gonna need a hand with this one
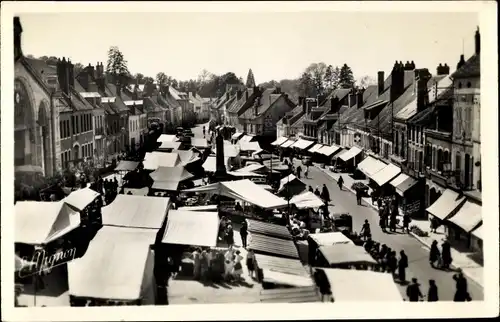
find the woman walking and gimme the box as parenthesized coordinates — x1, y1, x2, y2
(246, 249, 256, 278)
(429, 240, 440, 268)
(232, 251, 244, 281)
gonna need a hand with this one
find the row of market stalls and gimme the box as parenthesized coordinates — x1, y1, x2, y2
(271, 136, 347, 166)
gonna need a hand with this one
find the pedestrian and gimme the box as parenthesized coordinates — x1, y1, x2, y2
(202, 126, 206, 138)
(371, 191, 377, 205)
(314, 186, 321, 196)
(453, 271, 471, 302)
(402, 214, 411, 233)
(308, 185, 314, 193)
(429, 240, 440, 268)
(355, 189, 362, 205)
(240, 221, 248, 248)
(321, 184, 331, 205)
(246, 249, 256, 278)
(360, 220, 371, 241)
(232, 251, 244, 281)
(389, 214, 397, 232)
(430, 216, 440, 233)
(296, 165, 302, 179)
(427, 279, 439, 302)
(192, 248, 201, 280)
(337, 176, 344, 190)
(379, 210, 387, 232)
(387, 251, 398, 276)
(379, 244, 388, 271)
(225, 224, 234, 247)
(200, 249, 209, 281)
(304, 166, 309, 179)
(441, 241, 452, 269)
(398, 250, 408, 283)
(406, 278, 424, 302)
(377, 197, 382, 209)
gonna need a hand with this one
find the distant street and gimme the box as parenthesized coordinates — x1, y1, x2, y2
(298, 165, 484, 301)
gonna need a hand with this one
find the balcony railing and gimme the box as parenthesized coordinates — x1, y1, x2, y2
(424, 129, 452, 142)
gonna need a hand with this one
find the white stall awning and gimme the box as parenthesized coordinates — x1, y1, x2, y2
(339, 146, 362, 162)
(357, 156, 387, 178)
(291, 139, 315, 151)
(280, 140, 296, 148)
(447, 201, 482, 233)
(426, 189, 466, 221)
(162, 210, 220, 247)
(308, 144, 324, 154)
(371, 163, 401, 186)
(318, 145, 341, 156)
(271, 136, 289, 146)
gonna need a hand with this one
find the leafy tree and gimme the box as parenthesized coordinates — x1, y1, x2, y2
(197, 69, 212, 84)
(135, 73, 145, 84)
(324, 65, 340, 91)
(338, 63, 355, 89)
(298, 72, 314, 97)
(73, 63, 84, 76)
(106, 46, 130, 84)
(156, 72, 168, 85)
(357, 75, 376, 89)
(246, 68, 256, 87)
(143, 76, 154, 84)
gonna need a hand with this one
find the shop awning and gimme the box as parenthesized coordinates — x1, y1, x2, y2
(426, 189, 466, 221)
(149, 166, 194, 191)
(115, 161, 140, 172)
(177, 205, 218, 212)
(318, 145, 341, 157)
(191, 138, 208, 149)
(321, 268, 403, 302)
(161, 210, 220, 247)
(158, 140, 181, 150)
(202, 156, 229, 173)
(319, 244, 377, 266)
(271, 137, 289, 146)
(308, 144, 324, 154)
(239, 141, 261, 152)
(309, 232, 354, 246)
(156, 134, 178, 143)
(143, 152, 181, 170)
(231, 132, 244, 140)
(291, 139, 315, 151)
(290, 191, 324, 209)
(280, 140, 296, 148)
(184, 179, 288, 209)
(248, 233, 299, 259)
(247, 219, 293, 240)
(68, 226, 156, 301)
(240, 135, 255, 143)
(64, 187, 100, 211)
(339, 146, 362, 162)
(392, 175, 418, 196)
(447, 201, 482, 233)
(102, 195, 170, 229)
(357, 156, 387, 178)
(15, 201, 81, 245)
(255, 254, 313, 287)
(471, 225, 483, 240)
(259, 286, 321, 303)
(371, 163, 401, 186)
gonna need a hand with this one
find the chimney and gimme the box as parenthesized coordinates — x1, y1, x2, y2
(237, 90, 243, 100)
(356, 90, 364, 108)
(377, 71, 385, 95)
(415, 69, 431, 113)
(348, 93, 357, 107)
(275, 87, 281, 94)
(475, 27, 480, 55)
(390, 61, 405, 102)
(457, 54, 466, 70)
(245, 90, 249, 101)
(67, 59, 74, 88)
(301, 97, 306, 114)
(404, 61, 412, 70)
(57, 57, 69, 95)
(437, 63, 450, 76)
(14, 17, 23, 60)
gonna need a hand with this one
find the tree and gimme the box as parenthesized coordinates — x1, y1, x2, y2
(324, 65, 340, 92)
(305, 62, 328, 97)
(246, 69, 256, 87)
(143, 76, 154, 84)
(338, 63, 355, 89)
(357, 75, 376, 89)
(197, 69, 212, 84)
(73, 63, 84, 76)
(135, 73, 145, 84)
(106, 46, 130, 84)
(156, 72, 168, 85)
(298, 72, 314, 97)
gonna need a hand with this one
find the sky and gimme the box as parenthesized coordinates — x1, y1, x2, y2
(19, 11, 479, 83)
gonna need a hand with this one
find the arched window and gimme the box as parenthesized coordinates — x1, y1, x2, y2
(14, 79, 36, 167)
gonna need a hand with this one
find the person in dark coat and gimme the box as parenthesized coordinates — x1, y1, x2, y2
(453, 271, 470, 302)
(239, 221, 248, 248)
(379, 210, 387, 232)
(355, 189, 362, 205)
(429, 240, 440, 268)
(360, 220, 371, 241)
(379, 245, 388, 271)
(406, 278, 423, 302)
(337, 176, 344, 190)
(430, 216, 440, 233)
(225, 225, 234, 247)
(296, 165, 302, 179)
(370, 191, 377, 205)
(321, 184, 331, 204)
(398, 250, 408, 283)
(402, 214, 411, 233)
(377, 197, 383, 209)
(427, 279, 439, 302)
(308, 185, 314, 193)
(314, 186, 321, 196)
(387, 251, 398, 276)
(441, 241, 452, 269)
(389, 214, 397, 232)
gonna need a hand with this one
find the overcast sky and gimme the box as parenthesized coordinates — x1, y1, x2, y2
(19, 11, 478, 83)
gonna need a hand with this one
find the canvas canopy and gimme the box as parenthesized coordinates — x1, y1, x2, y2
(471, 224, 483, 240)
(308, 144, 324, 154)
(64, 187, 100, 211)
(102, 195, 170, 229)
(15, 201, 81, 245)
(321, 268, 403, 302)
(240, 135, 255, 143)
(280, 140, 296, 148)
(157, 134, 178, 143)
(426, 188, 466, 221)
(357, 156, 386, 178)
(371, 163, 401, 186)
(318, 145, 341, 157)
(211, 144, 240, 157)
(68, 226, 156, 301)
(271, 136, 289, 146)
(150, 166, 194, 191)
(191, 138, 208, 148)
(231, 132, 244, 140)
(309, 232, 354, 246)
(227, 171, 265, 177)
(203, 155, 229, 173)
(143, 152, 181, 170)
(239, 141, 261, 152)
(291, 139, 315, 151)
(184, 179, 288, 209)
(278, 174, 305, 193)
(319, 244, 377, 266)
(447, 201, 482, 233)
(176, 149, 201, 166)
(177, 205, 218, 212)
(115, 161, 140, 172)
(236, 163, 267, 174)
(158, 140, 181, 150)
(339, 146, 362, 162)
(162, 210, 220, 247)
(289, 191, 324, 209)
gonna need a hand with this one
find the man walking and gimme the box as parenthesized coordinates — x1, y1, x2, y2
(406, 278, 424, 302)
(240, 221, 248, 249)
(398, 250, 408, 283)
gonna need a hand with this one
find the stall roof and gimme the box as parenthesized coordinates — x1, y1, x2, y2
(319, 244, 377, 265)
(308, 144, 324, 154)
(447, 201, 482, 233)
(123, 187, 149, 196)
(471, 224, 483, 240)
(202, 155, 229, 173)
(309, 232, 354, 246)
(371, 163, 401, 186)
(68, 226, 155, 301)
(102, 195, 170, 229)
(176, 149, 201, 166)
(158, 140, 181, 150)
(339, 146, 362, 162)
(236, 163, 266, 174)
(177, 205, 218, 212)
(248, 233, 299, 259)
(227, 170, 265, 177)
(357, 156, 387, 178)
(271, 136, 289, 146)
(191, 138, 208, 148)
(255, 253, 310, 277)
(394, 175, 418, 196)
(231, 132, 244, 140)
(280, 139, 296, 148)
(185, 179, 288, 209)
(321, 268, 402, 302)
(150, 166, 194, 185)
(247, 219, 292, 240)
(263, 159, 289, 171)
(291, 139, 315, 151)
(15, 201, 81, 245)
(290, 191, 324, 209)
(278, 174, 305, 193)
(64, 187, 100, 211)
(115, 160, 140, 172)
(260, 286, 321, 303)
(426, 188, 466, 221)
(162, 210, 220, 247)
(239, 141, 261, 152)
(318, 145, 341, 156)
(261, 270, 314, 287)
(156, 134, 178, 143)
(211, 144, 240, 158)
(143, 152, 181, 170)
(240, 135, 255, 143)
(389, 173, 409, 188)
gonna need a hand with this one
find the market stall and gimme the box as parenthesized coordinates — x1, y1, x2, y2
(162, 210, 220, 248)
(149, 166, 194, 192)
(254, 253, 313, 288)
(278, 174, 306, 199)
(143, 152, 182, 171)
(316, 243, 377, 269)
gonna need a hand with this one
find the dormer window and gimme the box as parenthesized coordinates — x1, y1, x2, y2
(467, 82, 472, 88)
